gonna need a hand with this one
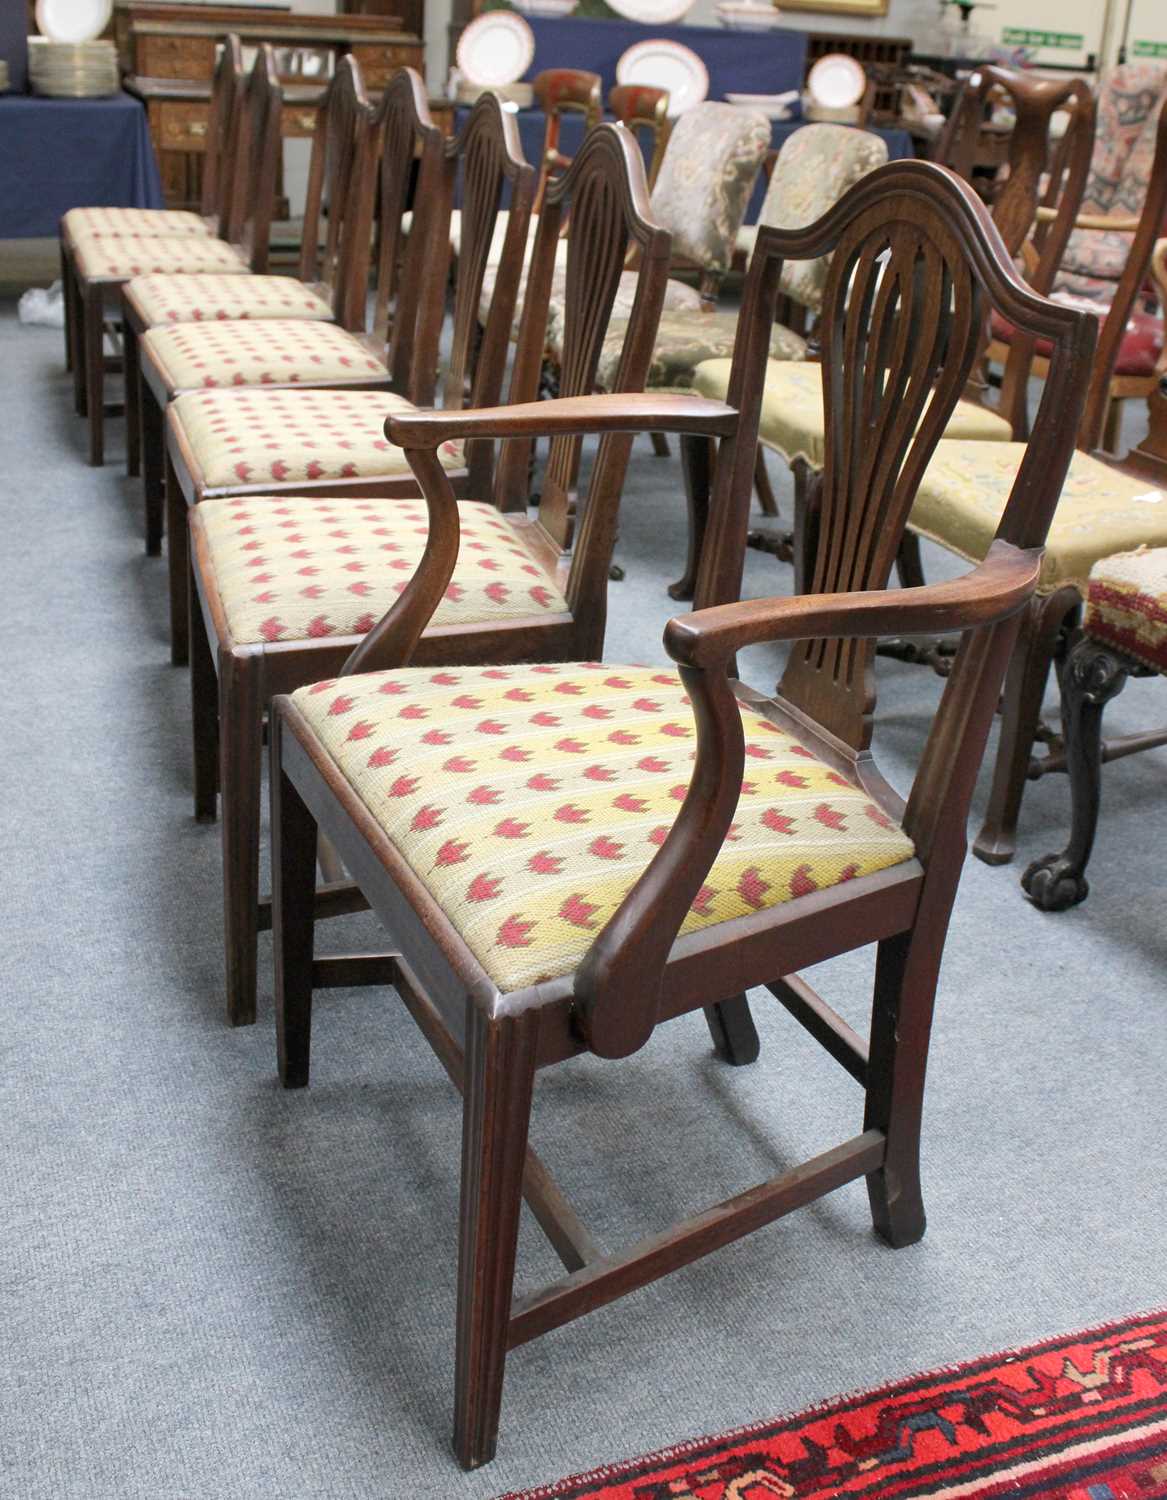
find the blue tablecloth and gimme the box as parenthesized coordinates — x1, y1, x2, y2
(521, 15, 806, 99)
(0, 93, 163, 238)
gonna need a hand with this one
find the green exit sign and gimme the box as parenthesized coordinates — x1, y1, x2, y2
(1132, 39, 1167, 58)
(1001, 27, 1085, 50)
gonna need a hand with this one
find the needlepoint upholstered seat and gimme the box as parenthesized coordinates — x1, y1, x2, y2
(71, 233, 250, 281)
(62, 207, 214, 239)
(169, 388, 464, 488)
(141, 319, 389, 393)
(290, 662, 916, 993)
(1085, 544, 1167, 667)
(198, 496, 569, 643)
(595, 313, 807, 394)
(126, 273, 334, 326)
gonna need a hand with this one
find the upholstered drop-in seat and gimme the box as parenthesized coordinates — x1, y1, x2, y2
(143, 318, 387, 394)
(479, 263, 701, 349)
(595, 311, 806, 393)
(693, 360, 1015, 469)
(990, 295, 1164, 379)
(127, 273, 333, 327)
(63, 207, 213, 239)
(199, 495, 570, 644)
(73, 233, 249, 280)
(1084, 546, 1167, 672)
(290, 662, 915, 993)
(910, 441, 1167, 594)
(170, 388, 464, 489)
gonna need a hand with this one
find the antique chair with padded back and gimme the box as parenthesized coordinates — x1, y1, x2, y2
(65, 40, 282, 469)
(122, 57, 378, 511)
(264, 160, 1092, 1467)
(188, 118, 665, 1026)
(986, 61, 1167, 452)
(896, 90, 1167, 867)
(162, 71, 521, 669)
(59, 33, 244, 379)
(686, 68, 1097, 602)
(1022, 378, 1167, 910)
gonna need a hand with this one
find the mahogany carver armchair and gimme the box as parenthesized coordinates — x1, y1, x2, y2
(122, 56, 378, 515)
(189, 120, 665, 1026)
(266, 160, 1093, 1467)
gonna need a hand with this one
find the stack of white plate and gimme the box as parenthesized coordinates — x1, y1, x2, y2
(726, 89, 798, 120)
(715, 1, 784, 30)
(28, 38, 119, 98)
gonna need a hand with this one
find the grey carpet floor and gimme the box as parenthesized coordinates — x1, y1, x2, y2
(3, 303, 1166, 1500)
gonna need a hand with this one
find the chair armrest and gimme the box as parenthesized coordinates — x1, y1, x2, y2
(1035, 205, 1141, 233)
(665, 540, 1041, 670)
(386, 392, 738, 449)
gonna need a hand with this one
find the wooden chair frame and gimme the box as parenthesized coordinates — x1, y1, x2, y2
(123, 55, 377, 514)
(163, 67, 456, 668)
(267, 161, 1093, 1468)
(531, 68, 603, 213)
(62, 36, 257, 469)
(189, 119, 667, 1027)
(608, 83, 671, 194)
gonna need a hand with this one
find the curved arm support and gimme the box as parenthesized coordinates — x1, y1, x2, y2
(386, 393, 738, 449)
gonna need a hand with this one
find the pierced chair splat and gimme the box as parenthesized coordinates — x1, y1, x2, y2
(266, 159, 1093, 1468)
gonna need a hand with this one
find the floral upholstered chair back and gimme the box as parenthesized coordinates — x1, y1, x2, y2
(649, 101, 770, 291)
(1058, 61, 1167, 303)
(755, 123, 888, 314)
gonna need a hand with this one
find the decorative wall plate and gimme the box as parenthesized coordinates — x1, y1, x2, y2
(806, 51, 867, 110)
(615, 38, 708, 117)
(607, 0, 696, 23)
(456, 11, 535, 89)
(35, 0, 112, 45)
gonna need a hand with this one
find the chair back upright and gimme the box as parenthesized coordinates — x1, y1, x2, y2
(532, 68, 603, 212)
(939, 65, 1096, 291)
(200, 34, 245, 226)
(608, 83, 670, 193)
(708, 163, 1096, 757)
(223, 44, 285, 272)
(497, 122, 672, 624)
(369, 69, 452, 406)
(441, 92, 536, 490)
(647, 101, 771, 305)
(298, 56, 378, 329)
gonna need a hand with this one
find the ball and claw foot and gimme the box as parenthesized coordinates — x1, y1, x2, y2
(1021, 853, 1089, 911)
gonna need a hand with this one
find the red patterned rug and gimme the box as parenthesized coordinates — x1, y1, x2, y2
(497, 1309, 1167, 1499)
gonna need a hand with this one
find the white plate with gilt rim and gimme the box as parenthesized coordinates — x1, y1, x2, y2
(616, 38, 708, 117)
(35, 0, 112, 44)
(607, 0, 695, 23)
(456, 12, 535, 89)
(806, 51, 867, 110)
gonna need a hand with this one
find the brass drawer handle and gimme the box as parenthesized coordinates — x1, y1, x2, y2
(189, 120, 207, 137)
(296, 112, 317, 131)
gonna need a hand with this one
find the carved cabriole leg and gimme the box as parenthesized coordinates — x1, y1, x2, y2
(124, 322, 142, 480)
(1021, 637, 1130, 911)
(454, 1003, 539, 1470)
(166, 456, 191, 666)
(142, 387, 165, 556)
(220, 649, 264, 1026)
(84, 288, 105, 467)
(670, 432, 715, 602)
(190, 589, 219, 824)
(753, 445, 780, 518)
(864, 928, 938, 1248)
(271, 720, 317, 1086)
(973, 585, 1080, 866)
(704, 993, 761, 1066)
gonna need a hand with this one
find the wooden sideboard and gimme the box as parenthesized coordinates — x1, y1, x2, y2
(115, 4, 424, 209)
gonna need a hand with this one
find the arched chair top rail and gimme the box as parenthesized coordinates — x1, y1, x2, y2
(541, 117, 665, 256)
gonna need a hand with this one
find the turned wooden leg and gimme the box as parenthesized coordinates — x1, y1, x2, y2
(271, 716, 318, 1086)
(124, 322, 142, 480)
(704, 993, 761, 1066)
(83, 289, 105, 466)
(650, 431, 670, 458)
(166, 456, 191, 667)
(670, 432, 715, 602)
(1021, 636, 1129, 911)
(454, 1003, 538, 1470)
(974, 586, 1080, 866)
(219, 650, 264, 1026)
(864, 929, 941, 1249)
(142, 386, 165, 557)
(753, 445, 780, 518)
(190, 584, 220, 824)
